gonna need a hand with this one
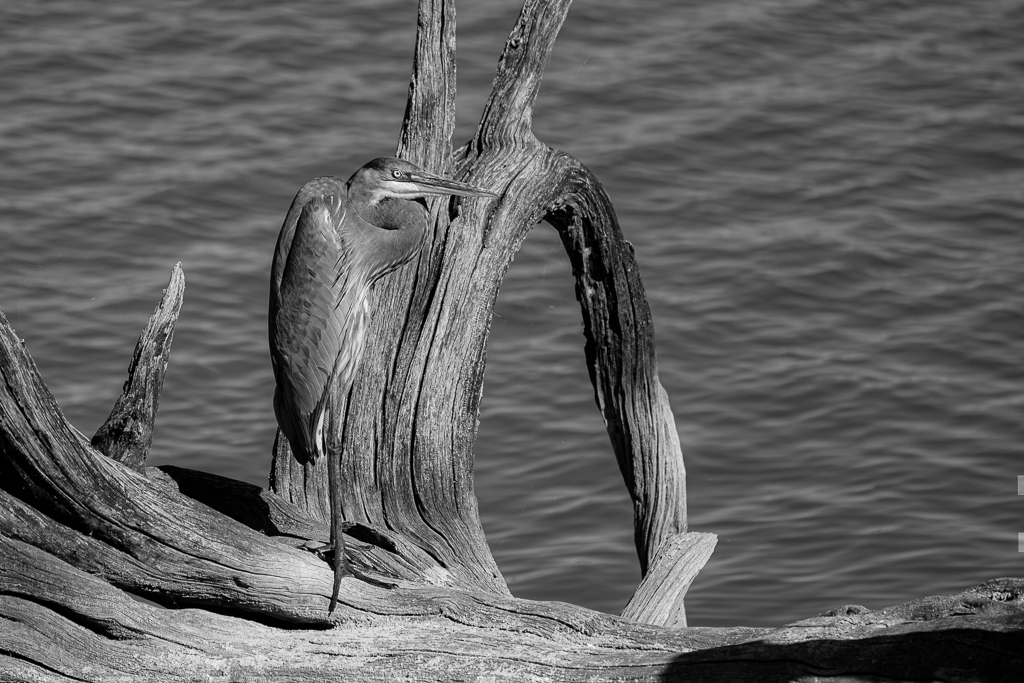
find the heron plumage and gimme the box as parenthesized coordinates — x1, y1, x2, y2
(271, 184, 370, 463)
(268, 157, 495, 612)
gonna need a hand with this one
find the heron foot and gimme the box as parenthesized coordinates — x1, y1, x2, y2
(342, 564, 399, 591)
(300, 539, 331, 556)
(299, 540, 399, 591)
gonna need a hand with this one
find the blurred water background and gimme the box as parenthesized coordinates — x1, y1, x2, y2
(1, 0, 1022, 627)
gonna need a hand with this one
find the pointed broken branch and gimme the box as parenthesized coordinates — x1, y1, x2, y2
(90, 263, 184, 468)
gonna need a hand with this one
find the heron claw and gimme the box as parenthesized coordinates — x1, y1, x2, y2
(300, 540, 399, 591)
(300, 539, 331, 556)
(345, 568, 399, 590)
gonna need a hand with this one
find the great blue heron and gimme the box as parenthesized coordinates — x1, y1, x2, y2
(269, 157, 494, 612)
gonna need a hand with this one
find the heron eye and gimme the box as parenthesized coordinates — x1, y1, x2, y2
(392, 170, 403, 179)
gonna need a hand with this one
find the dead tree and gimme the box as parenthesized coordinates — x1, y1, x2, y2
(1, 1, 1020, 680)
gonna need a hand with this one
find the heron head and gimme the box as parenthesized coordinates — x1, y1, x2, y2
(348, 157, 496, 204)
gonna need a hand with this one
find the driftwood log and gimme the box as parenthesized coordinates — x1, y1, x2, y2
(1, 1, 1021, 681)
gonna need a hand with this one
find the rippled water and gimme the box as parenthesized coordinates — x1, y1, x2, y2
(1, 0, 1021, 627)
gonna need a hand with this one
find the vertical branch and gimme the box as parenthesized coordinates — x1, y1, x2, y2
(396, 0, 458, 172)
(469, 0, 573, 156)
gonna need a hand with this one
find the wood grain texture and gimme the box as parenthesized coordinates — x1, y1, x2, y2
(1, 524, 1021, 681)
(622, 532, 718, 628)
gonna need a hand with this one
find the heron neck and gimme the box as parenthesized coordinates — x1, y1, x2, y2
(356, 197, 429, 282)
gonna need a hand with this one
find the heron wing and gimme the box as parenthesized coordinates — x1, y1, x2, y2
(269, 181, 370, 461)
(270, 176, 347, 309)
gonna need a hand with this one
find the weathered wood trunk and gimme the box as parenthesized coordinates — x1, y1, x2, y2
(267, 0, 688, 594)
(1, 1, 1021, 681)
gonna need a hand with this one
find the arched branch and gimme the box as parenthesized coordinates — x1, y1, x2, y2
(541, 155, 688, 573)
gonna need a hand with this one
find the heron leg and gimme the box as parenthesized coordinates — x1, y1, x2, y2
(316, 383, 398, 612)
(327, 438, 348, 613)
(323, 445, 397, 612)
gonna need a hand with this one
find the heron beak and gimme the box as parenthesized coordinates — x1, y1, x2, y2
(408, 171, 497, 198)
